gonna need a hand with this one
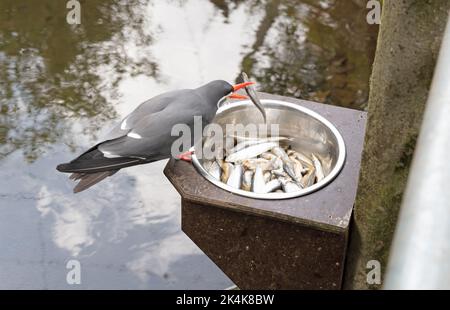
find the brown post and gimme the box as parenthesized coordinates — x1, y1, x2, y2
(165, 93, 367, 289)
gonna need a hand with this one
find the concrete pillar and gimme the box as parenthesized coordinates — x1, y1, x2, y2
(344, 0, 450, 289)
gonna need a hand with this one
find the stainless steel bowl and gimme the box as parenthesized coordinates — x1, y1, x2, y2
(191, 99, 346, 199)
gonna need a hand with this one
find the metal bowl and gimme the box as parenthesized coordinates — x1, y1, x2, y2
(191, 99, 346, 200)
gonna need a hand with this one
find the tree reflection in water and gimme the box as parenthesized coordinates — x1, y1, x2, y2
(235, 0, 377, 109)
(0, 0, 158, 162)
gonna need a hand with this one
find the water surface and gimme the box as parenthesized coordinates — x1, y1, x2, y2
(0, 0, 377, 289)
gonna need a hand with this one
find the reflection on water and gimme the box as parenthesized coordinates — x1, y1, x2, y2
(0, 0, 376, 288)
(240, 0, 377, 108)
(0, 0, 158, 161)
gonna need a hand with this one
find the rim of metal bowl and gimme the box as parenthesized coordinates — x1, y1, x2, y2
(190, 99, 346, 200)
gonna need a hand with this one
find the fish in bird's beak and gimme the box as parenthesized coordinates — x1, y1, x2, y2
(228, 77, 267, 122)
(227, 72, 267, 123)
(228, 81, 254, 99)
(241, 72, 267, 123)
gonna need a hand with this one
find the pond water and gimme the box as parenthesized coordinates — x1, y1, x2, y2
(0, 0, 377, 289)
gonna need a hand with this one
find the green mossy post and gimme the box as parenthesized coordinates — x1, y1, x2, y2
(344, 1, 450, 289)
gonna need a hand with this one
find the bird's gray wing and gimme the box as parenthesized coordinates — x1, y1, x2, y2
(103, 89, 192, 141)
(98, 101, 204, 159)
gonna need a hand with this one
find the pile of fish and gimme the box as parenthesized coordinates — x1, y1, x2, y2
(202, 136, 325, 194)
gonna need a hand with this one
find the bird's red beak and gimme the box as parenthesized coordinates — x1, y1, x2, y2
(228, 81, 255, 100)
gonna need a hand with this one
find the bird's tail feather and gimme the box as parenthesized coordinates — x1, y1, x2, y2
(57, 148, 147, 173)
(72, 170, 118, 193)
(57, 144, 149, 193)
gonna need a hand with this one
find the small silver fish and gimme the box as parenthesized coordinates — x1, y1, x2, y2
(271, 147, 302, 183)
(252, 166, 266, 193)
(300, 167, 316, 188)
(272, 157, 283, 170)
(283, 162, 301, 184)
(221, 162, 234, 183)
(279, 177, 302, 193)
(311, 154, 325, 182)
(263, 179, 282, 193)
(289, 156, 304, 179)
(229, 136, 289, 154)
(241, 72, 266, 123)
(229, 140, 261, 154)
(263, 171, 272, 183)
(242, 158, 270, 170)
(261, 152, 277, 160)
(227, 133, 293, 144)
(271, 146, 293, 164)
(272, 168, 288, 178)
(227, 164, 243, 189)
(208, 161, 221, 180)
(227, 134, 258, 143)
(243, 157, 281, 172)
(225, 142, 278, 162)
(293, 151, 314, 167)
(242, 170, 254, 191)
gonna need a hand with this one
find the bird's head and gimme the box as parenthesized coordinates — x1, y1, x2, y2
(195, 80, 254, 105)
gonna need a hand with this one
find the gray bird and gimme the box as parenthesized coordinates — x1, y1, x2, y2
(56, 80, 254, 193)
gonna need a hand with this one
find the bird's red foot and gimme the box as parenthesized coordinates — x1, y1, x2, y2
(176, 150, 193, 162)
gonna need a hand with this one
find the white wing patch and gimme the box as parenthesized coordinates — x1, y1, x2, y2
(120, 117, 128, 130)
(101, 150, 122, 158)
(127, 132, 142, 139)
